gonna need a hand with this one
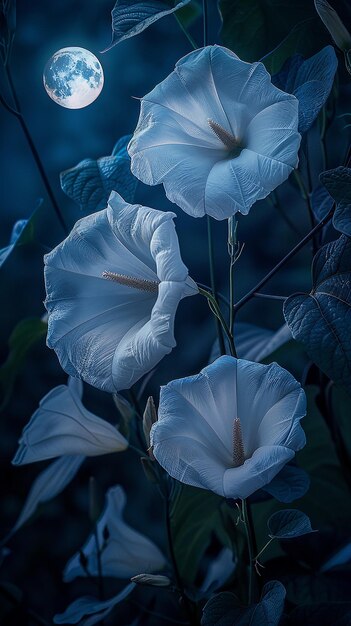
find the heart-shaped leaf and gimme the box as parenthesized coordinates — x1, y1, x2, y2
(273, 46, 338, 133)
(268, 509, 315, 539)
(320, 167, 351, 236)
(284, 235, 351, 394)
(201, 581, 286, 626)
(60, 135, 137, 213)
(263, 464, 310, 503)
(104, 0, 191, 51)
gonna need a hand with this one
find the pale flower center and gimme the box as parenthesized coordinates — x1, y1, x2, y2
(208, 119, 243, 157)
(232, 417, 245, 468)
(102, 271, 160, 293)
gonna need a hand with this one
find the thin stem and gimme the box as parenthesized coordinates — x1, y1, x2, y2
(164, 487, 197, 625)
(173, 13, 198, 50)
(1, 64, 68, 235)
(206, 216, 226, 355)
(234, 206, 335, 314)
(241, 499, 255, 605)
(228, 216, 237, 336)
(198, 286, 235, 356)
(294, 170, 317, 255)
(202, 0, 208, 46)
(254, 537, 275, 562)
(253, 292, 287, 302)
(197, 282, 230, 309)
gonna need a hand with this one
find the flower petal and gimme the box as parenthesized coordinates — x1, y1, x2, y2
(246, 100, 300, 165)
(45, 194, 195, 391)
(236, 360, 306, 454)
(152, 357, 306, 500)
(64, 485, 166, 581)
(12, 382, 127, 464)
(129, 46, 300, 219)
(223, 446, 295, 499)
(12, 455, 84, 534)
(53, 583, 135, 625)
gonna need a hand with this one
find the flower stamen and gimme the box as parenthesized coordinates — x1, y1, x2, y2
(208, 119, 242, 155)
(232, 417, 245, 468)
(102, 271, 159, 293)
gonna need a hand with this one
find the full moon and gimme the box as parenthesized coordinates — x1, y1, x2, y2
(43, 47, 104, 109)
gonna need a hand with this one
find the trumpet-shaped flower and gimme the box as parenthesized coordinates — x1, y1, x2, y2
(44, 191, 197, 392)
(151, 356, 306, 500)
(128, 46, 301, 219)
(64, 485, 166, 581)
(12, 377, 127, 465)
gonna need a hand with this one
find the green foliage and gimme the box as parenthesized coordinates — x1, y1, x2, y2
(267, 509, 315, 539)
(60, 136, 137, 214)
(252, 387, 351, 561)
(169, 482, 236, 586)
(0, 317, 47, 409)
(218, 0, 327, 71)
(284, 235, 351, 395)
(273, 46, 338, 133)
(0, 0, 16, 64)
(320, 167, 351, 236)
(104, 0, 191, 50)
(201, 581, 286, 626)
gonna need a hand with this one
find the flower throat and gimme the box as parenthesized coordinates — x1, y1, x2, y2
(208, 119, 243, 157)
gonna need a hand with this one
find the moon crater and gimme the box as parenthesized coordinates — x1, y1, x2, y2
(43, 47, 104, 109)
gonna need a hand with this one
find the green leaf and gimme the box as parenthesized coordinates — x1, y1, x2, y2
(104, 0, 191, 51)
(169, 483, 235, 585)
(320, 167, 351, 237)
(262, 17, 329, 74)
(273, 46, 338, 133)
(0, 0, 16, 65)
(60, 136, 137, 213)
(252, 387, 351, 562)
(284, 235, 351, 395)
(0, 317, 47, 409)
(218, 0, 327, 68)
(267, 509, 315, 539)
(175, 0, 201, 28)
(201, 581, 286, 626)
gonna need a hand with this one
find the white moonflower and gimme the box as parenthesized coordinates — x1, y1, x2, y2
(151, 356, 306, 500)
(64, 485, 166, 581)
(44, 191, 197, 392)
(128, 45, 301, 219)
(12, 377, 127, 464)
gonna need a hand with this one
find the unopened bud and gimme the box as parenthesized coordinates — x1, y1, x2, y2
(314, 0, 351, 51)
(131, 573, 171, 587)
(143, 396, 158, 450)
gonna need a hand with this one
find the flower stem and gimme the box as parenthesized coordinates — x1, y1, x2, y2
(233, 205, 335, 314)
(254, 537, 274, 562)
(173, 13, 198, 50)
(202, 0, 208, 46)
(164, 485, 198, 625)
(198, 286, 235, 356)
(241, 499, 256, 605)
(228, 215, 237, 337)
(206, 216, 226, 355)
(1, 64, 68, 235)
